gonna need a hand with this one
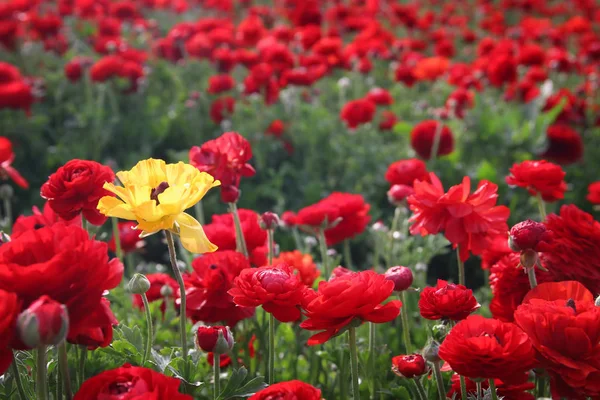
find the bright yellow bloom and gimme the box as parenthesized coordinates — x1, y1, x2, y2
(97, 158, 220, 253)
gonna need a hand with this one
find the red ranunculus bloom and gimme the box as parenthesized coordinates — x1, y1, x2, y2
(184, 250, 254, 326)
(133, 273, 178, 317)
(481, 233, 512, 270)
(408, 173, 448, 237)
(273, 250, 320, 287)
(195, 325, 234, 353)
(366, 88, 393, 106)
(418, 279, 480, 321)
(340, 98, 376, 129)
(489, 253, 553, 322)
(12, 202, 81, 238)
(209, 96, 235, 124)
(588, 181, 600, 205)
(388, 184, 415, 206)
(378, 110, 397, 131)
(0, 136, 28, 189)
(486, 55, 517, 87)
(189, 132, 255, 204)
(249, 380, 322, 400)
(0, 224, 122, 349)
(514, 281, 600, 399)
(203, 209, 267, 266)
(40, 159, 115, 225)
(300, 270, 401, 345)
(508, 220, 553, 252)
(17, 296, 68, 348)
(108, 221, 143, 254)
(391, 354, 427, 378)
(207, 74, 235, 94)
(68, 298, 118, 350)
(541, 205, 600, 294)
(447, 373, 534, 400)
(229, 263, 305, 322)
(410, 120, 454, 159)
(506, 160, 567, 202)
(73, 364, 192, 400)
(438, 315, 536, 383)
(0, 289, 19, 375)
(385, 158, 429, 187)
(541, 123, 584, 165)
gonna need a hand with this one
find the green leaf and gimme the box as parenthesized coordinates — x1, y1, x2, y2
(393, 121, 413, 136)
(118, 325, 144, 353)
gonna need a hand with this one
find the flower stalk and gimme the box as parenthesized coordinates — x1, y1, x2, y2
(489, 379, 499, 400)
(111, 217, 123, 261)
(432, 361, 445, 400)
(413, 378, 427, 400)
(229, 202, 249, 258)
(58, 342, 73, 400)
(368, 322, 376, 399)
(456, 246, 466, 287)
(388, 207, 402, 264)
(36, 347, 48, 400)
(213, 352, 221, 399)
(527, 267, 538, 289)
(267, 229, 275, 265)
(536, 193, 547, 220)
(349, 327, 360, 400)
(459, 375, 468, 400)
(317, 229, 330, 278)
(141, 293, 153, 366)
(268, 313, 275, 384)
(399, 292, 412, 352)
(343, 239, 353, 269)
(11, 353, 27, 400)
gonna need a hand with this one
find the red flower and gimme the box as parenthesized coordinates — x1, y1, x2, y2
(89, 55, 143, 92)
(295, 203, 339, 228)
(385, 158, 429, 187)
(438, 315, 536, 383)
(588, 181, 600, 205)
(300, 270, 401, 345)
(229, 264, 305, 322)
(447, 373, 534, 400)
(40, 159, 115, 225)
(0, 224, 122, 349)
(506, 160, 566, 202)
(387, 185, 415, 206)
(184, 251, 254, 326)
(67, 297, 117, 350)
(108, 221, 143, 254)
(13, 202, 81, 238)
(391, 354, 427, 378)
(487, 55, 517, 87)
(133, 273, 178, 317)
(413, 57, 450, 81)
(73, 364, 192, 400)
(384, 266, 413, 292)
(366, 88, 393, 106)
(189, 132, 255, 204)
(273, 250, 320, 287)
(418, 279, 480, 321)
(408, 173, 448, 236)
(481, 233, 512, 270)
(203, 209, 267, 266)
(541, 124, 583, 165)
(378, 110, 397, 131)
(321, 193, 371, 246)
(514, 281, 600, 398)
(64, 57, 90, 82)
(489, 253, 553, 322)
(249, 380, 322, 400)
(209, 96, 235, 124)
(508, 220, 552, 252)
(207, 74, 235, 94)
(266, 120, 285, 138)
(195, 325, 234, 353)
(410, 120, 454, 159)
(0, 137, 28, 188)
(17, 295, 68, 348)
(340, 98, 376, 129)
(0, 79, 34, 115)
(541, 205, 600, 294)
(0, 290, 19, 375)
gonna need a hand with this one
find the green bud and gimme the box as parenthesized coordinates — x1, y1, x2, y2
(128, 273, 151, 294)
(422, 339, 441, 362)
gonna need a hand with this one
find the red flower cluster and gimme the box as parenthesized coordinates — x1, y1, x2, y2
(249, 380, 321, 400)
(189, 132, 256, 203)
(505, 160, 567, 202)
(89, 55, 145, 93)
(0, 62, 34, 115)
(184, 250, 254, 326)
(418, 280, 480, 321)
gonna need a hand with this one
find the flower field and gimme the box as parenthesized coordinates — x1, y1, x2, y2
(0, 0, 600, 399)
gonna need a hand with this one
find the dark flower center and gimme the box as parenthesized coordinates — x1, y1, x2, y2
(33, 223, 45, 230)
(566, 298, 576, 312)
(209, 264, 218, 270)
(150, 182, 170, 204)
(108, 381, 134, 394)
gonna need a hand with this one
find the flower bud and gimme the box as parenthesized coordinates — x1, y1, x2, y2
(259, 212, 280, 230)
(509, 220, 552, 252)
(384, 266, 414, 292)
(596, 295, 600, 307)
(387, 184, 415, 206)
(160, 284, 174, 297)
(17, 296, 69, 348)
(391, 354, 427, 378)
(195, 325, 234, 354)
(128, 273, 151, 294)
(422, 339, 441, 362)
(431, 324, 450, 342)
(221, 185, 240, 204)
(520, 249, 539, 270)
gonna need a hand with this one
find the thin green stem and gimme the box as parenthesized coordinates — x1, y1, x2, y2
(413, 378, 427, 400)
(292, 227, 304, 253)
(228, 203, 249, 258)
(343, 240, 354, 270)
(527, 267, 538, 289)
(388, 208, 401, 265)
(399, 292, 412, 353)
(459, 375, 468, 400)
(165, 231, 189, 376)
(59, 342, 73, 400)
(57, 348, 62, 400)
(369, 323, 376, 399)
(372, 238, 380, 271)
(11, 353, 28, 400)
(268, 313, 275, 384)
(339, 342, 347, 399)
(489, 379, 498, 400)
(36, 347, 48, 400)
(317, 230, 330, 278)
(125, 253, 135, 277)
(3, 197, 12, 234)
(476, 381, 482, 398)
(267, 229, 275, 265)
(432, 362, 446, 400)
(213, 352, 220, 399)
(141, 293, 153, 366)
(456, 246, 466, 287)
(82, 218, 89, 236)
(348, 328, 360, 400)
(536, 193, 547, 220)
(535, 373, 546, 398)
(194, 201, 205, 225)
(77, 345, 86, 390)
(111, 217, 123, 261)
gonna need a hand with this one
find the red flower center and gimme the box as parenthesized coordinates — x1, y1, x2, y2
(566, 298, 576, 313)
(108, 381, 134, 394)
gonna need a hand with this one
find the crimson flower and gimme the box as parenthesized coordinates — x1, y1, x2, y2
(273, 250, 320, 287)
(0, 290, 19, 375)
(249, 380, 322, 400)
(0, 137, 28, 188)
(12, 202, 81, 238)
(588, 181, 600, 205)
(508, 220, 552, 252)
(300, 270, 401, 345)
(505, 160, 567, 202)
(418, 280, 480, 321)
(384, 158, 429, 187)
(410, 120, 454, 159)
(391, 354, 427, 378)
(340, 98, 376, 129)
(541, 124, 583, 165)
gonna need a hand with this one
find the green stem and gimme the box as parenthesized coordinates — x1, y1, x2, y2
(141, 293, 153, 366)
(267, 229, 275, 265)
(111, 217, 123, 261)
(292, 227, 304, 253)
(432, 362, 445, 400)
(36, 347, 48, 400)
(268, 313, 275, 384)
(372, 238, 380, 271)
(388, 207, 401, 265)
(317, 230, 330, 279)
(194, 201, 205, 225)
(228, 203, 249, 258)
(536, 193, 547, 220)
(11, 353, 28, 400)
(339, 342, 347, 399)
(81, 218, 89, 236)
(3, 197, 12, 234)
(343, 240, 353, 270)
(58, 342, 73, 400)
(527, 267, 538, 289)
(456, 246, 466, 287)
(413, 378, 427, 400)
(535, 373, 546, 398)
(348, 328, 360, 400)
(459, 375, 468, 400)
(125, 253, 135, 277)
(399, 292, 412, 353)
(369, 323, 376, 399)
(213, 352, 220, 399)
(165, 231, 189, 377)
(489, 379, 498, 400)
(77, 345, 86, 389)
(57, 348, 62, 400)
(476, 381, 482, 398)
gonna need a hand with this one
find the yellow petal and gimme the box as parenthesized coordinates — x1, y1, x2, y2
(157, 185, 187, 215)
(97, 196, 136, 220)
(175, 212, 218, 254)
(184, 173, 221, 209)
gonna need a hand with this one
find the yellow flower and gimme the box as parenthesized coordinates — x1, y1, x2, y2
(97, 158, 220, 253)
